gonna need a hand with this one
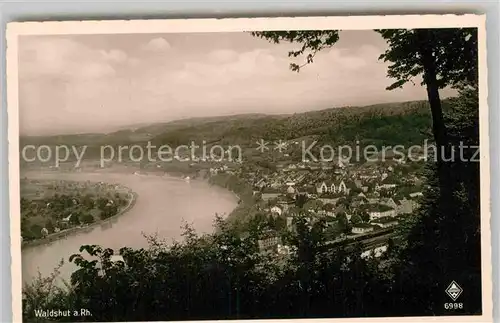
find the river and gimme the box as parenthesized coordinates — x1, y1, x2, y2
(21, 171, 238, 285)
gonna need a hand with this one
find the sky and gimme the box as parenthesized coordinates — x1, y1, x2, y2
(18, 30, 455, 135)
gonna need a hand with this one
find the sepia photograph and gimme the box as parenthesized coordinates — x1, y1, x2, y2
(7, 15, 492, 322)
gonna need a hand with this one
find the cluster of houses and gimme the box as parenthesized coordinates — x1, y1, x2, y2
(196, 150, 426, 255)
(238, 162, 424, 254)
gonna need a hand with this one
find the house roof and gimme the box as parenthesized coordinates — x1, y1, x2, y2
(366, 204, 394, 212)
(262, 187, 282, 194)
(260, 230, 279, 240)
(302, 186, 317, 194)
(334, 204, 347, 214)
(380, 197, 396, 204)
(371, 216, 399, 224)
(353, 223, 373, 229)
(397, 198, 412, 206)
(110, 255, 125, 263)
(381, 175, 398, 184)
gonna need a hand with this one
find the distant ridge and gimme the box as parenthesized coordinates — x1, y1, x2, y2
(19, 99, 449, 152)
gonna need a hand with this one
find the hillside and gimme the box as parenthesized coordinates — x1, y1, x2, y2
(142, 100, 435, 149)
(19, 99, 446, 161)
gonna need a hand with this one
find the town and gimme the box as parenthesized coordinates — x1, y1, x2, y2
(197, 143, 427, 259)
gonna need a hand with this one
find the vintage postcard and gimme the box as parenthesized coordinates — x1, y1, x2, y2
(6, 15, 492, 322)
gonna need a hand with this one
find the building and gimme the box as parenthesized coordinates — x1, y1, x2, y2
(376, 175, 398, 191)
(258, 231, 282, 253)
(376, 183, 397, 191)
(319, 197, 339, 205)
(361, 245, 388, 259)
(262, 193, 281, 201)
(320, 162, 333, 170)
(315, 180, 348, 195)
(61, 213, 74, 224)
(255, 179, 267, 190)
(367, 204, 397, 220)
(316, 181, 329, 194)
(380, 198, 398, 209)
(270, 206, 283, 216)
(396, 198, 416, 214)
(110, 255, 126, 266)
(371, 217, 399, 228)
(409, 192, 423, 198)
(352, 224, 374, 234)
(286, 216, 294, 231)
(395, 158, 406, 164)
(277, 244, 291, 255)
(337, 180, 348, 194)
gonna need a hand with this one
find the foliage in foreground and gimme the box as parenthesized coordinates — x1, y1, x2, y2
(23, 216, 395, 322)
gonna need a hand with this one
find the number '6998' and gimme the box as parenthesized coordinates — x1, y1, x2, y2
(444, 303, 463, 310)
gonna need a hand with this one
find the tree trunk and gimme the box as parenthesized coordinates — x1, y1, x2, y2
(417, 30, 454, 194)
(416, 30, 457, 278)
(417, 30, 449, 157)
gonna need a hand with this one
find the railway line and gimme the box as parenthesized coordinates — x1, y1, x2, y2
(320, 228, 396, 253)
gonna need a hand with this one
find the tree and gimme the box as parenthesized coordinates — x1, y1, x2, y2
(350, 214, 362, 225)
(389, 88, 481, 315)
(360, 211, 370, 223)
(45, 219, 55, 233)
(336, 196, 351, 208)
(252, 31, 481, 315)
(323, 203, 334, 212)
(69, 213, 80, 225)
(30, 224, 43, 239)
(378, 28, 477, 142)
(376, 28, 478, 210)
(266, 214, 276, 229)
(445, 86, 480, 218)
(253, 28, 478, 186)
(336, 212, 351, 234)
(273, 215, 286, 231)
(80, 213, 95, 225)
(285, 214, 327, 316)
(251, 31, 339, 72)
(101, 205, 118, 220)
(295, 193, 308, 209)
(248, 212, 267, 233)
(303, 199, 323, 212)
(82, 194, 95, 209)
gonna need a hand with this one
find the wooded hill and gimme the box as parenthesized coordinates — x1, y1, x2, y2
(20, 99, 452, 161)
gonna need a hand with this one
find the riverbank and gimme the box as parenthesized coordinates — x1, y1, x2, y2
(207, 173, 256, 231)
(20, 167, 240, 248)
(21, 190, 138, 250)
(21, 170, 239, 285)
